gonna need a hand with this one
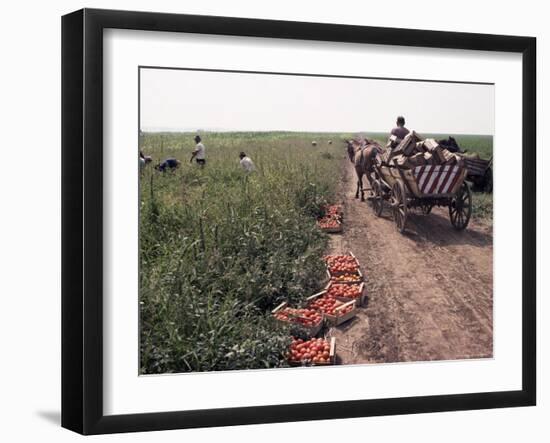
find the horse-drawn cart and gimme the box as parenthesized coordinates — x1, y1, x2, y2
(369, 163, 472, 233)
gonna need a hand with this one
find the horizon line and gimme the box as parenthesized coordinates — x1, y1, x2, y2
(140, 128, 494, 137)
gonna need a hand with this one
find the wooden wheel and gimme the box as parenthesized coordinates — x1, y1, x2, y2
(370, 179, 383, 217)
(391, 181, 407, 233)
(449, 182, 472, 230)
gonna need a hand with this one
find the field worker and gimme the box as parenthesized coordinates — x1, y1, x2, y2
(239, 151, 255, 173)
(155, 157, 181, 172)
(190, 135, 206, 166)
(389, 116, 410, 148)
(139, 151, 152, 171)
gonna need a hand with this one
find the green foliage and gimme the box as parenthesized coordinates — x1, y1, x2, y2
(139, 132, 343, 374)
(471, 192, 493, 222)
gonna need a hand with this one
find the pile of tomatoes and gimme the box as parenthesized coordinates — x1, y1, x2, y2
(288, 337, 332, 365)
(307, 295, 354, 317)
(274, 307, 323, 327)
(317, 204, 344, 232)
(330, 272, 362, 283)
(317, 218, 341, 229)
(324, 255, 360, 274)
(327, 283, 363, 300)
(308, 295, 338, 314)
(330, 303, 354, 317)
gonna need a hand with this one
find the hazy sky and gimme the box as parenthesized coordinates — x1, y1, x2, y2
(140, 68, 494, 135)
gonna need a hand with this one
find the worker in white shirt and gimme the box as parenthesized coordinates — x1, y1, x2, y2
(190, 135, 206, 167)
(139, 151, 152, 171)
(239, 152, 255, 173)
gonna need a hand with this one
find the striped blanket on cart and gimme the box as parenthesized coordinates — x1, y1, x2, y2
(413, 165, 462, 195)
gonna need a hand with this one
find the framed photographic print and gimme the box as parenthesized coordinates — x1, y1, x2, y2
(61, 8, 536, 435)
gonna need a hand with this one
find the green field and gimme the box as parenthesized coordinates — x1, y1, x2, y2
(141, 131, 493, 159)
(139, 132, 343, 374)
(139, 131, 493, 374)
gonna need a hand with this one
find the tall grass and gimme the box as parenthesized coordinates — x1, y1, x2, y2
(139, 132, 343, 374)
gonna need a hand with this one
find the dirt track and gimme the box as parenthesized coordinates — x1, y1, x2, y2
(327, 158, 493, 364)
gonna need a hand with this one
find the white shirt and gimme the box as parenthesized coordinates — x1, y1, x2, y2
(239, 156, 255, 172)
(194, 142, 206, 160)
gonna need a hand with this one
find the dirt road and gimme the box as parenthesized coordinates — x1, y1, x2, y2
(327, 159, 493, 364)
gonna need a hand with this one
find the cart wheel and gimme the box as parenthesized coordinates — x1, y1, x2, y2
(421, 204, 433, 215)
(449, 182, 472, 230)
(391, 181, 407, 233)
(483, 167, 493, 193)
(370, 180, 383, 217)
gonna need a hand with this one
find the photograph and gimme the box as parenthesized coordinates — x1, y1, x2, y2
(138, 67, 494, 375)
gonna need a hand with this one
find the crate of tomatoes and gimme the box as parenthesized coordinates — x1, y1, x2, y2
(288, 337, 336, 366)
(325, 281, 366, 307)
(321, 204, 344, 222)
(272, 302, 324, 337)
(316, 217, 343, 233)
(328, 270, 364, 284)
(306, 291, 358, 326)
(324, 252, 363, 283)
(325, 300, 357, 326)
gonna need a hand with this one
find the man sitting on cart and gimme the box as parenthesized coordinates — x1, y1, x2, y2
(388, 116, 410, 149)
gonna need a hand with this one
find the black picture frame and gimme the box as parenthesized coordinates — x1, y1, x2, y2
(62, 8, 536, 435)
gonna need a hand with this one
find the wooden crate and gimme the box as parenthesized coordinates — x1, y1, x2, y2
(272, 302, 324, 337)
(317, 221, 343, 234)
(463, 157, 490, 176)
(288, 337, 336, 366)
(307, 290, 360, 325)
(326, 281, 367, 307)
(305, 290, 337, 324)
(327, 267, 363, 284)
(313, 337, 336, 366)
(324, 300, 357, 326)
(325, 251, 361, 277)
(322, 203, 344, 222)
(305, 290, 328, 305)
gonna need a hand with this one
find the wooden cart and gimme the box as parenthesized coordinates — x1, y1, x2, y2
(463, 155, 493, 193)
(369, 163, 472, 233)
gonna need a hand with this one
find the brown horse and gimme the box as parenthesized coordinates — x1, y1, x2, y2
(346, 138, 382, 201)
